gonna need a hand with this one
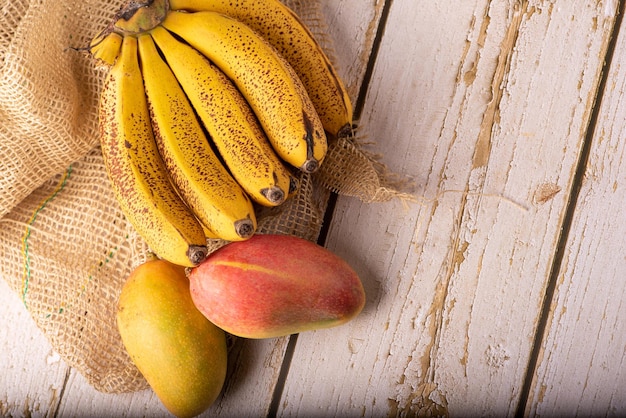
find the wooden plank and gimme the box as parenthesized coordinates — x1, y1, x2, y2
(0, 0, 383, 416)
(318, 0, 387, 102)
(525, 7, 626, 416)
(0, 278, 68, 418)
(278, 0, 617, 416)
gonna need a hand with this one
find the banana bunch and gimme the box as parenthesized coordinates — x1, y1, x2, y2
(90, 0, 353, 267)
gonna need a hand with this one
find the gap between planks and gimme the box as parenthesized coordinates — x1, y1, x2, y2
(515, 1, 626, 416)
(266, 0, 396, 415)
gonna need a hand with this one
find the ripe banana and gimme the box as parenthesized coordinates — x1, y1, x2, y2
(169, 0, 354, 139)
(161, 10, 328, 174)
(98, 35, 209, 267)
(89, 30, 123, 66)
(149, 25, 297, 207)
(137, 33, 257, 241)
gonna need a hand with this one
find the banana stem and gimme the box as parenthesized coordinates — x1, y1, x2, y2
(113, 0, 170, 34)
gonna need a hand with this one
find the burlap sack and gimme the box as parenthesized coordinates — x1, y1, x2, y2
(0, 0, 406, 393)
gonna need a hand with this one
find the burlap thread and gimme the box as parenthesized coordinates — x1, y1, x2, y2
(0, 0, 407, 393)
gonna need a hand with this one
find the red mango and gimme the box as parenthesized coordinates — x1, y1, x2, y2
(189, 234, 365, 339)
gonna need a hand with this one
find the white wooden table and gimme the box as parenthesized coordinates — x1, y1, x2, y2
(3, 0, 626, 416)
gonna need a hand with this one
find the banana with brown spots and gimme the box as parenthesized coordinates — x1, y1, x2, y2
(137, 33, 257, 241)
(161, 10, 328, 174)
(149, 25, 297, 207)
(169, 0, 354, 139)
(98, 35, 209, 267)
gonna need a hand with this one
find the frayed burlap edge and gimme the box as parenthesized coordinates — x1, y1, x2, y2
(316, 126, 417, 204)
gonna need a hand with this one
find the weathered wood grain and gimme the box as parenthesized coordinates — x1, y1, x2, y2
(526, 4, 626, 415)
(319, 0, 387, 103)
(278, 0, 618, 416)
